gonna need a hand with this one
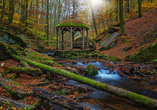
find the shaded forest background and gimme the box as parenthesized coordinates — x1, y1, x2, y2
(0, 0, 157, 43)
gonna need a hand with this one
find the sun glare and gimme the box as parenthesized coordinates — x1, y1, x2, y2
(90, 0, 102, 6)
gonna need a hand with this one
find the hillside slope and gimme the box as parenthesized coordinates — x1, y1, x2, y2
(96, 7, 157, 60)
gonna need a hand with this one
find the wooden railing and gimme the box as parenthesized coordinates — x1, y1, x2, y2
(23, 39, 88, 50)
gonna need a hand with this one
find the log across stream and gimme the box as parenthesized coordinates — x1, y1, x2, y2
(60, 60, 157, 110)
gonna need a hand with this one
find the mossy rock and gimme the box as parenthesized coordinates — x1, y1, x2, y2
(74, 36, 96, 49)
(0, 29, 27, 47)
(99, 40, 117, 51)
(85, 64, 98, 76)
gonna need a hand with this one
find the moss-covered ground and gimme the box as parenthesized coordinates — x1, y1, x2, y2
(125, 43, 157, 62)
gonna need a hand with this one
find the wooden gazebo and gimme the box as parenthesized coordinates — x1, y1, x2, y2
(55, 19, 89, 50)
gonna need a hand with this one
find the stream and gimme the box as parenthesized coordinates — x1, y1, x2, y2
(60, 60, 157, 110)
(42, 53, 157, 109)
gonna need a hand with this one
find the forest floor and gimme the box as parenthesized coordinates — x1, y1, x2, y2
(95, 7, 157, 60)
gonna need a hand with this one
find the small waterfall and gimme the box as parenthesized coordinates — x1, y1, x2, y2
(96, 69, 121, 79)
(76, 61, 121, 80)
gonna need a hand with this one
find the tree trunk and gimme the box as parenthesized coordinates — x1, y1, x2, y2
(0, 0, 5, 21)
(33, 87, 88, 110)
(126, 0, 130, 13)
(138, 0, 142, 17)
(72, 0, 75, 18)
(46, 0, 49, 41)
(24, 0, 28, 32)
(119, 0, 127, 36)
(8, 0, 15, 26)
(11, 54, 157, 109)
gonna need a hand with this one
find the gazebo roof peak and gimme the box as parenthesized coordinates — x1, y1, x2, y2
(56, 19, 89, 29)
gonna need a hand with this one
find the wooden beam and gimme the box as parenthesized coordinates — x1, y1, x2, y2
(62, 32, 64, 50)
(70, 27, 73, 50)
(87, 30, 89, 48)
(72, 27, 76, 32)
(83, 28, 85, 50)
(66, 27, 71, 32)
(56, 29, 58, 50)
(59, 28, 61, 49)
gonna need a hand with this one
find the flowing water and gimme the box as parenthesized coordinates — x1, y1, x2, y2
(62, 61, 157, 110)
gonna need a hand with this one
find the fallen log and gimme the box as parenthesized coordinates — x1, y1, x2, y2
(29, 78, 66, 86)
(1, 66, 42, 76)
(17, 61, 32, 68)
(11, 54, 157, 108)
(33, 87, 89, 110)
(0, 78, 32, 100)
(0, 95, 36, 109)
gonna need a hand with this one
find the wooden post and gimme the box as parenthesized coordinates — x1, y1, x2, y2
(87, 30, 89, 48)
(62, 32, 64, 50)
(70, 27, 73, 50)
(56, 29, 58, 50)
(83, 28, 85, 50)
(59, 27, 61, 49)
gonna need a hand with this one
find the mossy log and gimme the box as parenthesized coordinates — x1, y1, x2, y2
(0, 95, 36, 109)
(30, 79, 66, 86)
(11, 54, 157, 108)
(0, 78, 33, 100)
(33, 87, 88, 110)
(1, 66, 42, 76)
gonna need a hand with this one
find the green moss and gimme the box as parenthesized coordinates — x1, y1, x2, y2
(0, 73, 2, 77)
(0, 29, 27, 47)
(32, 100, 40, 107)
(6, 74, 16, 80)
(20, 107, 35, 110)
(127, 92, 146, 103)
(4, 102, 13, 106)
(0, 101, 4, 106)
(85, 64, 98, 76)
(24, 49, 59, 66)
(55, 90, 66, 95)
(0, 26, 4, 30)
(125, 43, 157, 62)
(107, 55, 121, 61)
(13, 81, 22, 87)
(56, 19, 89, 28)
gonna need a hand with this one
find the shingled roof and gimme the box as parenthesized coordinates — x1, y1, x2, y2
(56, 19, 89, 29)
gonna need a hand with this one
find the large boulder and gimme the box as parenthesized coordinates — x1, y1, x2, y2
(0, 30, 27, 47)
(74, 36, 96, 49)
(85, 64, 98, 76)
(100, 32, 119, 47)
